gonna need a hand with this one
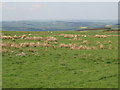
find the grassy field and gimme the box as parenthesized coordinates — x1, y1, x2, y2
(1, 30, 119, 88)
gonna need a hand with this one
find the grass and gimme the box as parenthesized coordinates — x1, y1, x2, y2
(2, 30, 118, 88)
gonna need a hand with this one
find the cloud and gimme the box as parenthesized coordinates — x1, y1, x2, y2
(5, 6, 16, 10)
(32, 4, 42, 8)
(0, 2, 16, 10)
(29, 4, 43, 10)
(0, 2, 6, 9)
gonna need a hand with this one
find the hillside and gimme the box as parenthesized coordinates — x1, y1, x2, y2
(0, 20, 117, 31)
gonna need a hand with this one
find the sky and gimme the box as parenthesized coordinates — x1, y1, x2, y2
(0, 2, 118, 21)
(1, 0, 119, 2)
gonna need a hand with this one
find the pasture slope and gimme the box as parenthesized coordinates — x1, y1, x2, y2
(1, 30, 119, 88)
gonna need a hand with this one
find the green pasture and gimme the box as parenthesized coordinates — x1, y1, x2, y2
(2, 30, 118, 88)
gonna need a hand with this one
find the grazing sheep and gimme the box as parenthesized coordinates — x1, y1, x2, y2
(46, 37, 57, 42)
(84, 46, 91, 50)
(73, 37, 81, 40)
(59, 43, 73, 48)
(21, 35, 26, 39)
(91, 46, 97, 50)
(2, 36, 12, 39)
(20, 42, 29, 47)
(59, 43, 68, 48)
(33, 37, 43, 41)
(28, 34, 32, 36)
(2, 48, 8, 53)
(16, 52, 26, 56)
(94, 35, 107, 38)
(96, 41, 101, 44)
(25, 37, 33, 40)
(29, 42, 36, 47)
(82, 35, 87, 37)
(82, 40, 89, 44)
(11, 43, 20, 48)
(108, 40, 112, 44)
(36, 42, 41, 46)
(64, 35, 74, 38)
(100, 44, 104, 49)
(78, 45, 84, 50)
(13, 35, 18, 39)
(42, 42, 49, 47)
(28, 48, 36, 52)
(70, 46, 76, 50)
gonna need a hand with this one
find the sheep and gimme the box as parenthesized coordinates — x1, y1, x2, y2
(63, 35, 74, 38)
(2, 48, 8, 53)
(94, 35, 107, 38)
(21, 35, 26, 39)
(84, 46, 91, 50)
(73, 37, 81, 40)
(41, 42, 49, 47)
(36, 42, 41, 46)
(91, 46, 97, 50)
(46, 37, 57, 42)
(10, 43, 20, 48)
(59, 43, 68, 48)
(59, 43, 73, 48)
(82, 35, 87, 37)
(33, 37, 43, 41)
(29, 42, 36, 47)
(108, 40, 112, 44)
(20, 42, 29, 47)
(82, 40, 89, 44)
(2, 35, 12, 39)
(16, 52, 26, 56)
(13, 35, 19, 39)
(25, 37, 33, 40)
(100, 44, 104, 49)
(96, 41, 101, 44)
(28, 34, 32, 36)
(28, 48, 36, 52)
(78, 45, 84, 50)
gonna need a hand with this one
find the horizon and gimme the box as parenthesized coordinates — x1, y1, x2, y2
(1, 19, 118, 22)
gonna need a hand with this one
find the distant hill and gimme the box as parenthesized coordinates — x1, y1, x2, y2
(0, 20, 118, 31)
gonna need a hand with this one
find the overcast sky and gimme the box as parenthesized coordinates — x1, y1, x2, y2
(1, 2, 118, 21)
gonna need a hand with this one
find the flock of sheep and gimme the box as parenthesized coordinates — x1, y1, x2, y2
(1, 33, 117, 54)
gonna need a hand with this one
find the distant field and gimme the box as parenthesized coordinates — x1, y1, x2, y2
(1, 30, 119, 88)
(1, 20, 117, 31)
